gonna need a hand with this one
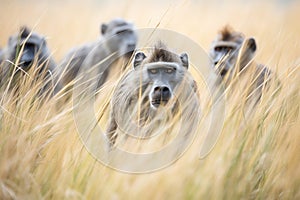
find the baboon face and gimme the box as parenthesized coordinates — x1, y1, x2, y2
(101, 18, 137, 57)
(210, 41, 240, 76)
(7, 26, 48, 71)
(210, 26, 256, 77)
(226, 38, 257, 73)
(133, 51, 189, 109)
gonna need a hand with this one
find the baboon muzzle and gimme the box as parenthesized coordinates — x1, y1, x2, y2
(20, 57, 34, 70)
(151, 86, 172, 108)
(215, 61, 229, 77)
(220, 68, 228, 77)
(20, 49, 35, 70)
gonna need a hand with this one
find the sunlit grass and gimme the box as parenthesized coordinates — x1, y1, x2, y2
(0, 0, 299, 199)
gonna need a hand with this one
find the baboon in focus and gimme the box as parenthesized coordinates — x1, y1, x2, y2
(209, 26, 276, 100)
(106, 42, 199, 148)
(0, 26, 56, 94)
(59, 18, 137, 89)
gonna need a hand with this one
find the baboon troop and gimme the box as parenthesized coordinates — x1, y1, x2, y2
(58, 18, 137, 89)
(209, 26, 276, 100)
(0, 26, 56, 95)
(0, 20, 280, 148)
(106, 42, 199, 147)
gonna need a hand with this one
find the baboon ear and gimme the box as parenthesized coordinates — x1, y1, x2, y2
(101, 24, 108, 35)
(180, 53, 189, 69)
(20, 26, 30, 38)
(247, 37, 257, 52)
(133, 52, 146, 69)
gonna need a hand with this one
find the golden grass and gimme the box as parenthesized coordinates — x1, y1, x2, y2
(0, 0, 299, 199)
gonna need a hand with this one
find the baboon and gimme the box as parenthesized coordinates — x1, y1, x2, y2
(0, 26, 56, 94)
(209, 26, 276, 100)
(59, 18, 137, 89)
(106, 42, 199, 148)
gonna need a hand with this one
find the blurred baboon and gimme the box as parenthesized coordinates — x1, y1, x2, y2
(106, 42, 199, 147)
(209, 26, 276, 100)
(0, 26, 56, 94)
(59, 18, 137, 89)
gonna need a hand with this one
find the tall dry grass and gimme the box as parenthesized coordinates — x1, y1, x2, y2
(0, 0, 299, 199)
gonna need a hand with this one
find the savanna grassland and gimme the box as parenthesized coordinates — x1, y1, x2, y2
(0, 0, 299, 199)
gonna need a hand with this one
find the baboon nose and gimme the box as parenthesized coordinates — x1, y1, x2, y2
(20, 60, 33, 69)
(220, 69, 228, 76)
(161, 87, 171, 99)
(154, 86, 171, 100)
(151, 86, 172, 107)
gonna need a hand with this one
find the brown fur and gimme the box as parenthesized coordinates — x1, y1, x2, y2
(218, 25, 244, 43)
(145, 42, 182, 64)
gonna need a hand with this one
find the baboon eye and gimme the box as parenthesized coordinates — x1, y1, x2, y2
(215, 46, 233, 53)
(149, 69, 158, 74)
(227, 47, 233, 52)
(165, 68, 174, 73)
(116, 30, 131, 35)
(215, 47, 222, 52)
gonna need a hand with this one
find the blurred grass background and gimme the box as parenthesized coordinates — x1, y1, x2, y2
(0, 0, 299, 199)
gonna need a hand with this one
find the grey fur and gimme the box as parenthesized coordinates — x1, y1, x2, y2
(58, 18, 137, 90)
(209, 26, 278, 100)
(0, 26, 56, 95)
(106, 42, 198, 148)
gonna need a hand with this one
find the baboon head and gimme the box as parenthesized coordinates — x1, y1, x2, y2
(6, 26, 50, 72)
(106, 42, 198, 147)
(210, 26, 257, 78)
(101, 18, 137, 57)
(133, 43, 189, 109)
